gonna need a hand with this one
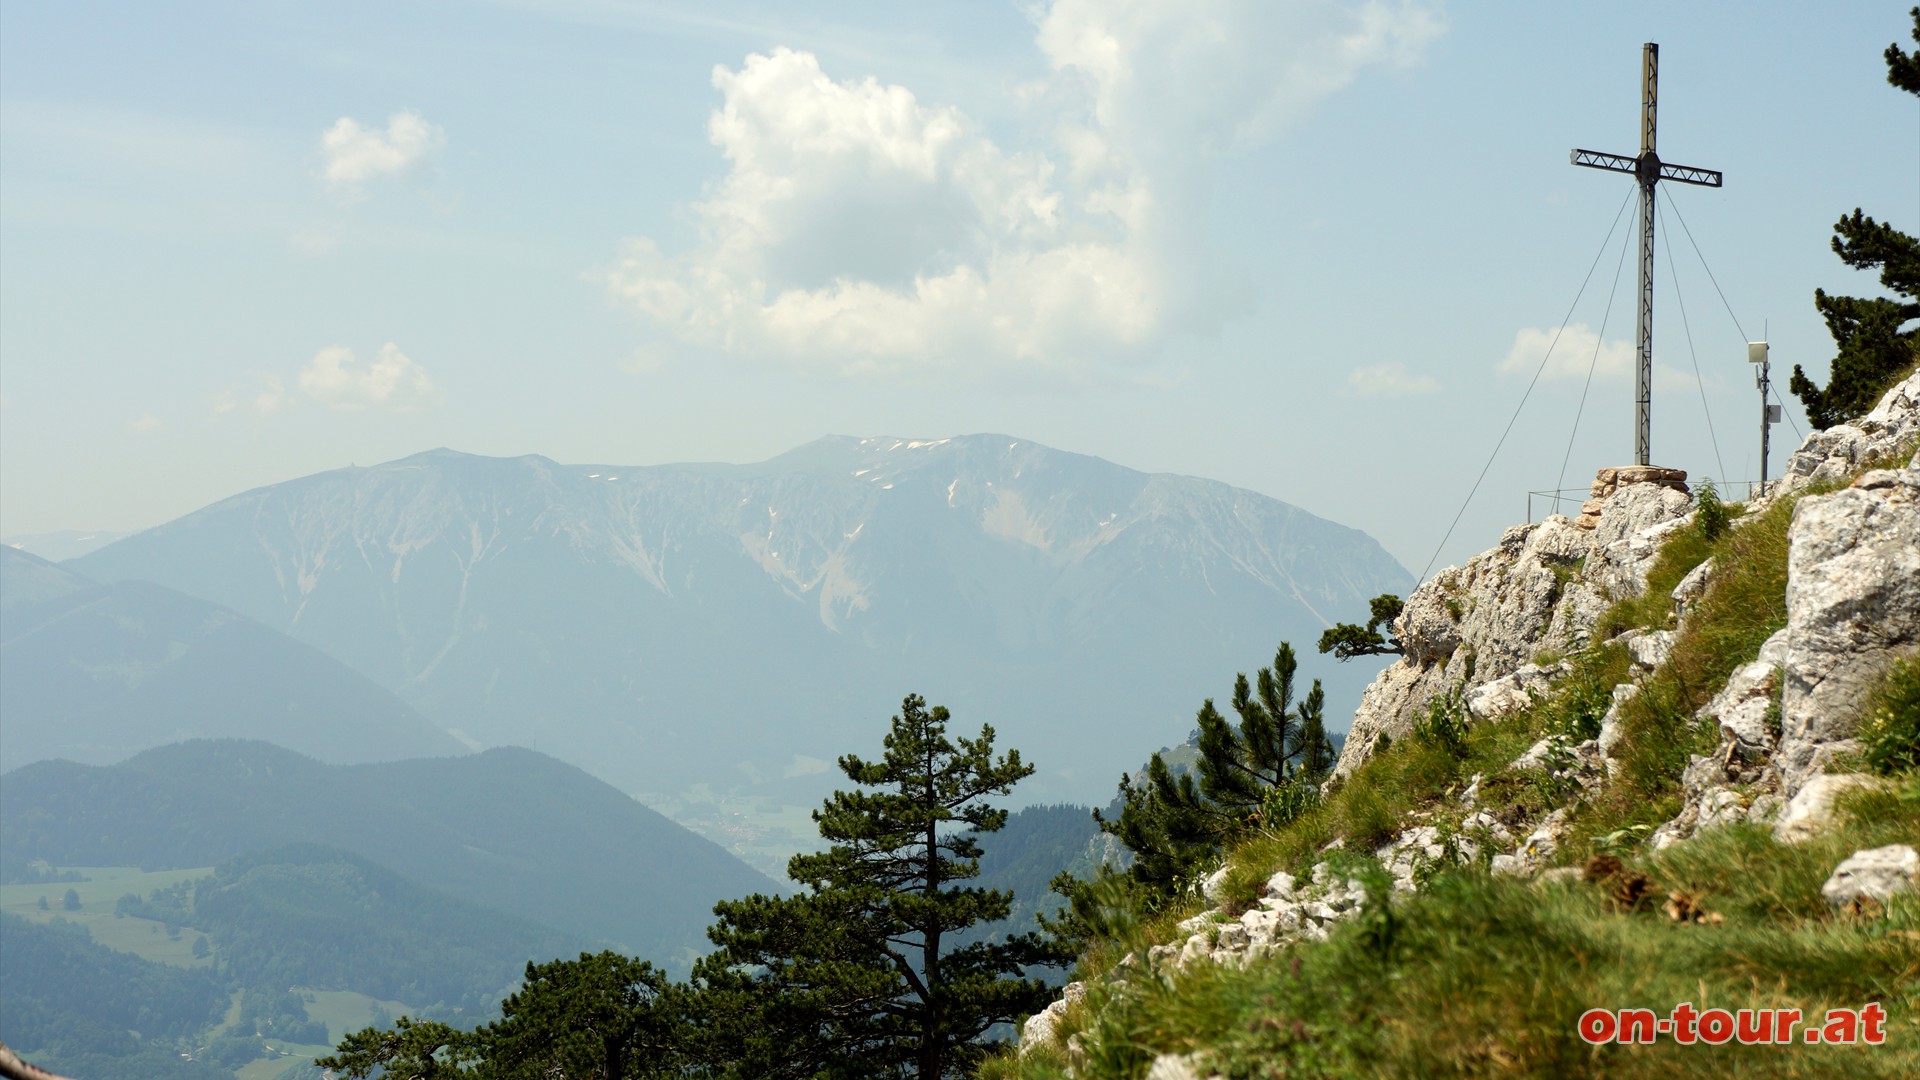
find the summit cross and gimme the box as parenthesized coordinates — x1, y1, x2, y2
(1571, 42, 1723, 466)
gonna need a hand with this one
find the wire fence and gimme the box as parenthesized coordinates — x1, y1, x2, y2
(1525, 478, 1772, 523)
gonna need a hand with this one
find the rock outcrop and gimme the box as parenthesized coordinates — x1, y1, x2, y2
(1334, 484, 1694, 779)
(1653, 453, 1920, 848)
(1820, 844, 1919, 907)
(1575, 466, 1690, 529)
(1766, 370, 1920, 500)
(1773, 461, 1920, 794)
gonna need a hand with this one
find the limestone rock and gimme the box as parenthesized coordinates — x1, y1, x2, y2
(1586, 512, 1691, 600)
(1774, 459, 1920, 797)
(1769, 371, 1920, 500)
(1628, 629, 1676, 671)
(1509, 737, 1562, 773)
(1464, 661, 1568, 721)
(1595, 683, 1640, 771)
(1821, 845, 1919, 907)
(1696, 658, 1779, 762)
(1672, 557, 1714, 622)
(1333, 501, 1684, 779)
(1200, 865, 1232, 905)
(1773, 774, 1882, 844)
(1262, 870, 1297, 900)
(1517, 809, 1570, 870)
(1020, 980, 1087, 1051)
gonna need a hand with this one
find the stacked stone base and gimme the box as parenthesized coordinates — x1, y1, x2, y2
(1574, 466, 1690, 529)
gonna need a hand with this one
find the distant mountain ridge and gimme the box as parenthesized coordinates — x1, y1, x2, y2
(0, 739, 775, 969)
(0, 547, 464, 771)
(68, 436, 1412, 804)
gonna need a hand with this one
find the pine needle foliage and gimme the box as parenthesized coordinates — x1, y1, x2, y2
(1094, 644, 1335, 897)
(694, 695, 1060, 1080)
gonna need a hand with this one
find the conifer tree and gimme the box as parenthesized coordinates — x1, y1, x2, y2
(1318, 594, 1406, 661)
(693, 695, 1057, 1080)
(483, 952, 677, 1079)
(1095, 644, 1331, 894)
(1293, 679, 1336, 780)
(320, 953, 680, 1079)
(1791, 8, 1920, 428)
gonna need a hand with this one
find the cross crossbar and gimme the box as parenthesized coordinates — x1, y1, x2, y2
(1570, 149, 1722, 188)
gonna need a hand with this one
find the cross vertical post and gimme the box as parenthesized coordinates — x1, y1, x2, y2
(1570, 42, 1723, 466)
(1634, 43, 1657, 466)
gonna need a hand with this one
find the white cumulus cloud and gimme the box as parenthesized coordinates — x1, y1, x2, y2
(297, 344, 437, 410)
(1344, 362, 1439, 397)
(604, 1, 1443, 378)
(1500, 324, 1635, 383)
(320, 110, 443, 193)
(1499, 324, 1704, 392)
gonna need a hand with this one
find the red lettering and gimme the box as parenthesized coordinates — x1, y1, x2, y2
(1617, 1009, 1657, 1044)
(1776, 1008, 1802, 1044)
(1578, 1009, 1617, 1044)
(1735, 1008, 1772, 1044)
(1822, 1009, 1859, 1045)
(1698, 1008, 1735, 1045)
(1670, 1002, 1699, 1045)
(1862, 1002, 1886, 1045)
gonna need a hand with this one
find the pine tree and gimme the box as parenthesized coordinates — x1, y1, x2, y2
(483, 952, 677, 1079)
(694, 695, 1058, 1080)
(1293, 679, 1337, 780)
(319, 953, 679, 1079)
(1317, 593, 1407, 661)
(1791, 8, 1920, 428)
(1094, 643, 1331, 894)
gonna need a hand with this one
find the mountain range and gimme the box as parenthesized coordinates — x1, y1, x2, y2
(64, 435, 1412, 807)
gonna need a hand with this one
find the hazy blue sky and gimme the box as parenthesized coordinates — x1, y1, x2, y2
(2, 1, 1910, 577)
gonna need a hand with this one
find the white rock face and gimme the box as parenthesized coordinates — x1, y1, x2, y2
(1464, 661, 1570, 721)
(1019, 980, 1086, 1052)
(1514, 809, 1571, 872)
(1821, 845, 1920, 907)
(1595, 683, 1640, 771)
(1773, 774, 1882, 844)
(1769, 370, 1920, 499)
(1773, 461, 1920, 797)
(1628, 629, 1676, 672)
(1696, 652, 1781, 763)
(1334, 487, 1692, 779)
(1585, 501, 1693, 600)
(1200, 865, 1232, 905)
(1671, 557, 1714, 623)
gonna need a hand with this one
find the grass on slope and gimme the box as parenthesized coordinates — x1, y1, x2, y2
(992, 780, 1920, 1079)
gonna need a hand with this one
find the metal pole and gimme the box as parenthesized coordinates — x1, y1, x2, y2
(1759, 357, 1770, 499)
(1634, 43, 1659, 467)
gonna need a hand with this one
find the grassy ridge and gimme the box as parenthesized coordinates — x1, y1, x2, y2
(997, 792, 1918, 1078)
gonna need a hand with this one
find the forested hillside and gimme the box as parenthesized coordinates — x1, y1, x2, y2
(0, 740, 774, 964)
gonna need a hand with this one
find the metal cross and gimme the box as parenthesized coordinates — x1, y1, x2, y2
(1571, 43, 1723, 466)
